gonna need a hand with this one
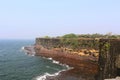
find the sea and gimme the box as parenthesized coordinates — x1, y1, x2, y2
(0, 40, 68, 80)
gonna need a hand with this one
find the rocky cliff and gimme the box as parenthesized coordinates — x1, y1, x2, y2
(34, 38, 120, 80)
(35, 38, 99, 50)
(34, 38, 99, 80)
(98, 39, 120, 80)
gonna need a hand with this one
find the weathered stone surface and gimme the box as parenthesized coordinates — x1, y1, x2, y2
(116, 55, 120, 68)
(99, 39, 120, 80)
(34, 45, 98, 80)
(36, 38, 99, 50)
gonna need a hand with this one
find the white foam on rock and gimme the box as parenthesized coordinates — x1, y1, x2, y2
(21, 46, 25, 50)
(52, 60, 59, 64)
(35, 69, 67, 80)
(47, 58, 52, 60)
(21, 46, 36, 56)
(34, 57, 73, 80)
(43, 57, 73, 69)
(105, 77, 120, 80)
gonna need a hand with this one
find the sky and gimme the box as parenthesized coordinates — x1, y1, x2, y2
(0, 0, 120, 39)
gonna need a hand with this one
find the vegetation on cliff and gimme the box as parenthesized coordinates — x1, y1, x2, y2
(44, 33, 120, 39)
(60, 33, 79, 49)
(78, 33, 120, 39)
(40, 33, 120, 58)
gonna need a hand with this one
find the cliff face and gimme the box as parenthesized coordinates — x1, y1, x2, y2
(32, 38, 120, 80)
(34, 38, 99, 73)
(35, 38, 99, 59)
(35, 38, 99, 50)
(34, 38, 99, 79)
(98, 39, 120, 79)
(34, 38, 120, 80)
(35, 38, 61, 49)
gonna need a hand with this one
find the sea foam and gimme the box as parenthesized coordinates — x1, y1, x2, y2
(21, 46, 25, 50)
(42, 57, 71, 68)
(21, 46, 35, 56)
(34, 57, 73, 80)
(35, 69, 67, 80)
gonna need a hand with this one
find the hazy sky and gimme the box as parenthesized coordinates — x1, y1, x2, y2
(0, 0, 120, 39)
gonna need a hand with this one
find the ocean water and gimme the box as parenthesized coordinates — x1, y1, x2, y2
(0, 40, 68, 80)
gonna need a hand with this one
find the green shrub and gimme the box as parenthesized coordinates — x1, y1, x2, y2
(60, 33, 79, 49)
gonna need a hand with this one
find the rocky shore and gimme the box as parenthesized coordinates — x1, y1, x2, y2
(24, 45, 99, 80)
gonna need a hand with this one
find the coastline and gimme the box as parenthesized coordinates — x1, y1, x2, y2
(24, 46, 98, 80)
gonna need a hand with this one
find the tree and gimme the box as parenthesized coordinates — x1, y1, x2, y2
(62, 33, 78, 38)
(44, 36, 50, 38)
(60, 33, 79, 49)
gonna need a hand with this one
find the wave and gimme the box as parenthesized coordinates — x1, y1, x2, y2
(34, 69, 67, 80)
(21, 46, 28, 55)
(52, 60, 72, 69)
(42, 57, 72, 69)
(46, 65, 60, 71)
(21, 46, 35, 56)
(47, 58, 52, 60)
(21, 46, 25, 50)
(33, 57, 73, 80)
(52, 60, 59, 64)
